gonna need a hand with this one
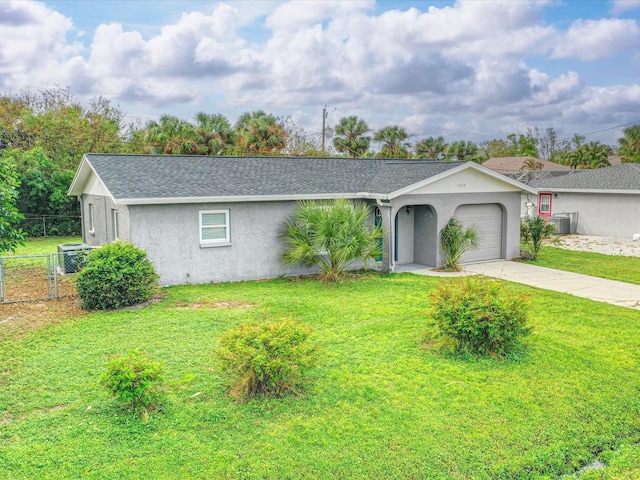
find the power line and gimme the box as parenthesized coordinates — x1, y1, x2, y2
(582, 120, 640, 137)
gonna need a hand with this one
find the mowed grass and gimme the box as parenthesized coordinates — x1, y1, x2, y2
(531, 246, 640, 285)
(1, 270, 640, 479)
(6, 236, 83, 256)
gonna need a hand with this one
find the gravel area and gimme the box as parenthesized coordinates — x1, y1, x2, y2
(552, 235, 640, 257)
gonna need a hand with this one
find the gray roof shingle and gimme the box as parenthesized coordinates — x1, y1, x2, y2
(83, 154, 466, 200)
(530, 163, 640, 191)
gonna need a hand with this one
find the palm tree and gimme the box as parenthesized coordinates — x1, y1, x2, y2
(144, 115, 199, 154)
(194, 112, 232, 155)
(280, 198, 383, 282)
(234, 110, 286, 155)
(374, 125, 411, 158)
(618, 124, 640, 163)
(519, 157, 544, 171)
(520, 216, 556, 260)
(332, 116, 371, 158)
(439, 217, 480, 271)
(415, 136, 447, 160)
(445, 141, 483, 163)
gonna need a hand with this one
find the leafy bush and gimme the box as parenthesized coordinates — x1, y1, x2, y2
(76, 241, 158, 310)
(216, 319, 318, 401)
(100, 351, 165, 418)
(429, 277, 531, 357)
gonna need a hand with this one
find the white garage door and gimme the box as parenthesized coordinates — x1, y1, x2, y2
(454, 204, 503, 263)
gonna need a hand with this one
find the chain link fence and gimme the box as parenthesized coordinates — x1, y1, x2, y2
(20, 215, 82, 237)
(0, 250, 89, 304)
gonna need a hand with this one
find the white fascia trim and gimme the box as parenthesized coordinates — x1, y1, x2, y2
(114, 192, 386, 206)
(386, 162, 537, 199)
(535, 188, 640, 195)
(67, 155, 91, 196)
(67, 155, 116, 201)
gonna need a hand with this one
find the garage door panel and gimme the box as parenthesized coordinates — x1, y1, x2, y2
(453, 204, 503, 263)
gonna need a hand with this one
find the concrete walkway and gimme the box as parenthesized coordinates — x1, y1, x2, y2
(397, 261, 640, 310)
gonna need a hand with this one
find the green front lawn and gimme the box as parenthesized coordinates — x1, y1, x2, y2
(1, 272, 639, 479)
(529, 246, 640, 285)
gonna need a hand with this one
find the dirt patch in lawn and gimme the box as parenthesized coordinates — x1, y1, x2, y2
(0, 270, 85, 341)
(0, 296, 86, 342)
(171, 300, 254, 310)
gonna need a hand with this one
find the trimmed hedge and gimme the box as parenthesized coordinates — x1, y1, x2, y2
(76, 241, 158, 310)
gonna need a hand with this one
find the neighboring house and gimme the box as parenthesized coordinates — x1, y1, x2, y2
(68, 154, 536, 285)
(482, 157, 571, 175)
(482, 156, 572, 216)
(530, 163, 640, 238)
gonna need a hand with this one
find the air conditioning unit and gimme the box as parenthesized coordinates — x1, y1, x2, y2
(549, 216, 570, 235)
(57, 243, 93, 274)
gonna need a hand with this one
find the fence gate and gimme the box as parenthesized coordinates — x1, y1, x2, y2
(0, 254, 66, 304)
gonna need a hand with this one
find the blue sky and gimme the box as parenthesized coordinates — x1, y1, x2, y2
(2, 0, 640, 149)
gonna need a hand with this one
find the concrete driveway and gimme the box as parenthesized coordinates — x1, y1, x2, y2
(464, 261, 640, 310)
(397, 261, 640, 310)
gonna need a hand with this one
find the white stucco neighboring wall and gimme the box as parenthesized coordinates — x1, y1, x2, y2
(540, 191, 640, 238)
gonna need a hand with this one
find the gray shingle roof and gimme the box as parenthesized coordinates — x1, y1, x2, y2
(530, 163, 640, 191)
(83, 154, 467, 200)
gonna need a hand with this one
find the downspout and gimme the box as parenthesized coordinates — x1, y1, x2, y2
(376, 198, 393, 273)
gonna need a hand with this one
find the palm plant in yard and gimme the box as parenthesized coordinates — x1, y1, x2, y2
(281, 198, 383, 281)
(439, 217, 480, 271)
(521, 215, 556, 261)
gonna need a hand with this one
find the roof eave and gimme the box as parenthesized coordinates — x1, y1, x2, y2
(114, 192, 387, 206)
(535, 187, 640, 195)
(386, 162, 537, 199)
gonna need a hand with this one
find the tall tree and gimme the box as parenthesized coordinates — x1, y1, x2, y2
(618, 124, 640, 163)
(567, 142, 612, 169)
(281, 117, 322, 156)
(374, 125, 411, 158)
(537, 127, 557, 161)
(0, 156, 25, 252)
(506, 131, 539, 158)
(332, 116, 370, 158)
(445, 141, 484, 163)
(233, 110, 286, 155)
(415, 136, 447, 160)
(143, 115, 200, 154)
(479, 139, 514, 159)
(194, 112, 232, 155)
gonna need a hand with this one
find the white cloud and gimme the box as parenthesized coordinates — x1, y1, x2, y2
(610, 0, 640, 15)
(0, 1, 79, 83)
(552, 18, 640, 60)
(1, 0, 639, 146)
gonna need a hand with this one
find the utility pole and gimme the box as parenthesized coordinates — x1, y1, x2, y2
(321, 105, 328, 157)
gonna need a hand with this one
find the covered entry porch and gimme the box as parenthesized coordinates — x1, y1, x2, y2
(375, 197, 512, 272)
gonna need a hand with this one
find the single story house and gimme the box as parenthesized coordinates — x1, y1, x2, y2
(530, 163, 640, 238)
(68, 154, 536, 285)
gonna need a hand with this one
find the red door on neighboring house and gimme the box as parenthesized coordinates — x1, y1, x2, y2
(538, 193, 552, 218)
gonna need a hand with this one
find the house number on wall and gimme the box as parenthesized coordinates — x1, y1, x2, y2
(457, 183, 466, 187)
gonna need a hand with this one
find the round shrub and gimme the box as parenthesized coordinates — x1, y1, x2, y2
(76, 241, 158, 310)
(216, 319, 318, 401)
(100, 350, 165, 418)
(429, 277, 531, 357)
